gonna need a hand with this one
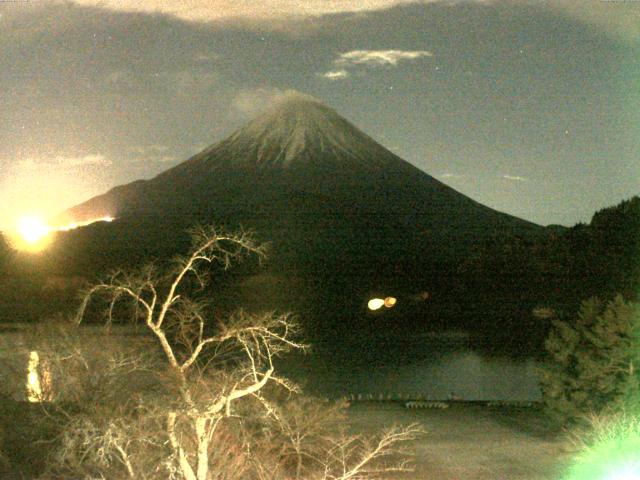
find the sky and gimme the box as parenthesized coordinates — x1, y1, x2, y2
(0, 0, 638, 229)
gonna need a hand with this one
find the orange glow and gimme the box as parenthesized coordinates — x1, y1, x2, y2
(17, 216, 49, 245)
(384, 297, 397, 308)
(56, 216, 114, 231)
(368, 296, 398, 311)
(11, 215, 52, 252)
(8, 215, 115, 253)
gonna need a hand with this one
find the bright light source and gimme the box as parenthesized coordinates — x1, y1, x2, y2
(604, 463, 640, 480)
(368, 296, 398, 311)
(9, 214, 115, 253)
(564, 427, 640, 480)
(26, 350, 53, 402)
(384, 297, 397, 308)
(368, 298, 385, 310)
(10, 215, 53, 252)
(17, 216, 50, 245)
(26, 351, 43, 402)
(56, 216, 114, 231)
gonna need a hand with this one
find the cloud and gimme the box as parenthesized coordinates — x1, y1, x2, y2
(190, 142, 210, 154)
(104, 69, 219, 96)
(18, 154, 111, 169)
(502, 174, 526, 182)
(550, 0, 640, 43)
(130, 144, 170, 155)
(62, 1, 435, 23)
(442, 173, 527, 182)
(55, 154, 111, 167)
(133, 154, 177, 164)
(230, 87, 286, 118)
(158, 71, 219, 91)
(320, 70, 350, 80)
(320, 49, 432, 80)
(105, 70, 131, 85)
(9, 1, 639, 42)
(193, 53, 219, 62)
(156, 155, 178, 163)
(335, 49, 433, 67)
(128, 145, 177, 163)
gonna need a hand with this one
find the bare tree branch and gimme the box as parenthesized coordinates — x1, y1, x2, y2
(43, 225, 421, 480)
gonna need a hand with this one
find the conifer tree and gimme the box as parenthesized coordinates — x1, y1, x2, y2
(540, 295, 640, 425)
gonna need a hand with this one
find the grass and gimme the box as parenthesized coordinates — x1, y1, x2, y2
(345, 401, 574, 480)
(0, 398, 62, 479)
(1, 397, 575, 479)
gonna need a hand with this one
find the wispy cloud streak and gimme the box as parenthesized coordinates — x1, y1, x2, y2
(502, 174, 526, 182)
(320, 49, 432, 80)
(335, 49, 433, 66)
(320, 70, 350, 80)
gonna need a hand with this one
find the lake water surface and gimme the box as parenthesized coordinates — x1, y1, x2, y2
(281, 331, 541, 401)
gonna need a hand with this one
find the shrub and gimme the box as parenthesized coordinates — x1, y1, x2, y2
(563, 408, 640, 480)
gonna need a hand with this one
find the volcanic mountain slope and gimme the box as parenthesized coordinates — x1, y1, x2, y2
(61, 92, 542, 274)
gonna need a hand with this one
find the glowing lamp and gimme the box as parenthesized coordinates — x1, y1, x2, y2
(26, 351, 43, 403)
(384, 297, 397, 308)
(368, 298, 385, 310)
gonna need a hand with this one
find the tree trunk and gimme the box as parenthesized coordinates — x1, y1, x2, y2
(195, 417, 210, 480)
(167, 412, 197, 480)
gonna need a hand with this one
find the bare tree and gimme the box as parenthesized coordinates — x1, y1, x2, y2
(70, 226, 304, 480)
(264, 398, 423, 480)
(35, 226, 422, 480)
(317, 424, 423, 480)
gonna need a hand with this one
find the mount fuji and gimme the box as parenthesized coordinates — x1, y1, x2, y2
(60, 92, 541, 275)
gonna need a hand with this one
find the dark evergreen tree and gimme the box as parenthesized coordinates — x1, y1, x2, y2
(540, 295, 640, 425)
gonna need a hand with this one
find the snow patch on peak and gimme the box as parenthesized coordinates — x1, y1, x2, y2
(191, 91, 402, 172)
(256, 91, 340, 133)
(269, 90, 325, 111)
(226, 92, 388, 165)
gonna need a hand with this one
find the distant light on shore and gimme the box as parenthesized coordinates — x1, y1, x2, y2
(368, 296, 397, 311)
(26, 351, 43, 402)
(368, 298, 385, 310)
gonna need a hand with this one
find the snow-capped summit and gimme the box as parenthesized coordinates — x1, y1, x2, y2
(181, 90, 399, 172)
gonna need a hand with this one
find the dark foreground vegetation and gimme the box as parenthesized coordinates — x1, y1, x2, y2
(1, 398, 574, 480)
(1, 227, 422, 479)
(0, 196, 639, 478)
